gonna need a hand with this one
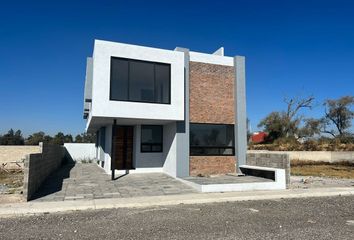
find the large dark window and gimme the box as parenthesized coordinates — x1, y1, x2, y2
(141, 125, 163, 152)
(190, 123, 235, 156)
(110, 57, 170, 104)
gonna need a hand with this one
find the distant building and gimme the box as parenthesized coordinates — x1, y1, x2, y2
(250, 132, 268, 143)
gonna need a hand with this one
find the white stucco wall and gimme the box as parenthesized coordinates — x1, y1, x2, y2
(83, 57, 93, 112)
(64, 143, 96, 162)
(163, 122, 178, 177)
(88, 40, 185, 132)
(189, 51, 234, 66)
(103, 125, 113, 173)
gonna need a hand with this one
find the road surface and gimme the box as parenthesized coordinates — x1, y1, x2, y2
(0, 196, 353, 239)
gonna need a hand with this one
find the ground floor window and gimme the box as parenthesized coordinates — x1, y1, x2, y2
(190, 123, 235, 156)
(141, 125, 163, 152)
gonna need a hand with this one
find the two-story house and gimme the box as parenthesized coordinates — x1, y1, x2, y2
(83, 40, 247, 180)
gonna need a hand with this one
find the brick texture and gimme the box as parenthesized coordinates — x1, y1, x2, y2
(189, 61, 236, 176)
(190, 156, 236, 176)
(189, 61, 235, 124)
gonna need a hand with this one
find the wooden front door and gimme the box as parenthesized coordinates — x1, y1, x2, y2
(112, 126, 134, 170)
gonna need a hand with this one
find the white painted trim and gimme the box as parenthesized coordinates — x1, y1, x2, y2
(113, 168, 164, 175)
(190, 51, 234, 66)
(179, 165, 286, 193)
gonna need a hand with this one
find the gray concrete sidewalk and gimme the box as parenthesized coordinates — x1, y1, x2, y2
(32, 163, 196, 201)
(1, 187, 353, 217)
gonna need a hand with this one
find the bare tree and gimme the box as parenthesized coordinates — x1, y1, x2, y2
(258, 95, 315, 140)
(283, 96, 314, 137)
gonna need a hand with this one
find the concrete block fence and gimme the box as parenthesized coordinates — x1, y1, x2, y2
(247, 152, 290, 187)
(248, 150, 354, 163)
(23, 143, 65, 201)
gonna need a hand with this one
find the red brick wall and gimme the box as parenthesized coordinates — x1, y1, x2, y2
(189, 61, 235, 124)
(189, 61, 236, 176)
(190, 156, 236, 176)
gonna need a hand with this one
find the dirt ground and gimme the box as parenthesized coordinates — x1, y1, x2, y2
(0, 170, 24, 204)
(291, 161, 354, 179)
(0, 170, 23, 194)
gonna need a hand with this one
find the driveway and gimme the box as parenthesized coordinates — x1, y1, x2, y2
(32, 163, 196, 201)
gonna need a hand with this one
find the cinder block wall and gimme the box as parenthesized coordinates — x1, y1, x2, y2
(189, 61, 236, 176)
(247, 152, 290, 187)
(248, 150, 354, 163)
(23, 143, 65, 201)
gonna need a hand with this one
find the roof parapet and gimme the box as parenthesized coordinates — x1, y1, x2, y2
(212, 47, 224, 56)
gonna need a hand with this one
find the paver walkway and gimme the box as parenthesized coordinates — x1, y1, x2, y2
(32, 163, 196, 201)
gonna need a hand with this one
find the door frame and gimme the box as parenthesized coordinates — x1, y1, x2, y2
(111, 120, 135, 180)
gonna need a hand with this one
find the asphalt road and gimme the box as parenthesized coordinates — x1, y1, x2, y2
(0, 196, 353, 239)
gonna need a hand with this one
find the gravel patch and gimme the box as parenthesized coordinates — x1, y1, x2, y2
(0, 196, 353, 239)
(291, 176, 354, 189)
(0, 184, 9, 194)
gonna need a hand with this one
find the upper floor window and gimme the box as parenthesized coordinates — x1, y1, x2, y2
(110, 57, 171, 104)
(190, 123, 235, 156)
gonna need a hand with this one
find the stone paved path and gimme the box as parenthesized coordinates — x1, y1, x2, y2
(32, 163, 196, 201)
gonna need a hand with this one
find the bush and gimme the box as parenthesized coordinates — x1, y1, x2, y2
(248, 137, 354, 151)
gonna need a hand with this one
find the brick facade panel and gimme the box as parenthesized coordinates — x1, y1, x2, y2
(189, 61, 236, 176)
(190, 156, 236, 176)
(189, 61, 235, 124)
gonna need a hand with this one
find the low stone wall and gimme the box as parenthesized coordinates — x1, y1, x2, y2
(190, 156, 236, 176)
(64, 143, 96, 162)
(247, 152, 290, 187)
(23, 143, 65, 201)
(0, 145, 41, 169)
(248, 150, 354, 163)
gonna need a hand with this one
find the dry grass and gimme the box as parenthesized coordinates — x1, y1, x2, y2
(0, 170, 23, 189)
(291, 160, 354, 179)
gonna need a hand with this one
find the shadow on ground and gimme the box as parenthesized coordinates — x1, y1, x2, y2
(31, 163, 75, 201)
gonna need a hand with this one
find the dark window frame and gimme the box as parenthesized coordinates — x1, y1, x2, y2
(110, 57, 171, 104)
(190, 123, 235, 156)
(141, 125, 163, 153)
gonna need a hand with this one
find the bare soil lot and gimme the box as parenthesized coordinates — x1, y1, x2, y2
(0, 170, 23, 194)
(291, 160, 354, 179)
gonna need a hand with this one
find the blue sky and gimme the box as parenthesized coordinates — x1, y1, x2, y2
(0, 0, 353, 136)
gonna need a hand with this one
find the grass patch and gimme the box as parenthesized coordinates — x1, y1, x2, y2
(291, 160, 354, 179)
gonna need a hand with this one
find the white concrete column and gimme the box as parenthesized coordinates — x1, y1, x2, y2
(234, 56, 247, 172)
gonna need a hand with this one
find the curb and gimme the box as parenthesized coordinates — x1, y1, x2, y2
(0, 187, 353, 217)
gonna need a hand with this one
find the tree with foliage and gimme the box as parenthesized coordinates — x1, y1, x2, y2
(258, 96, 315, 141)
(25, 131, 45, 145)
(0, 129, 24, 145)
(74, 133, 96, 143)
(25, 131, 54, 145)
(320, 96, 354, 137)
(298, 118, 322, 138)
(50, 132, 73, 145)
(74, 134, 83, 143)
